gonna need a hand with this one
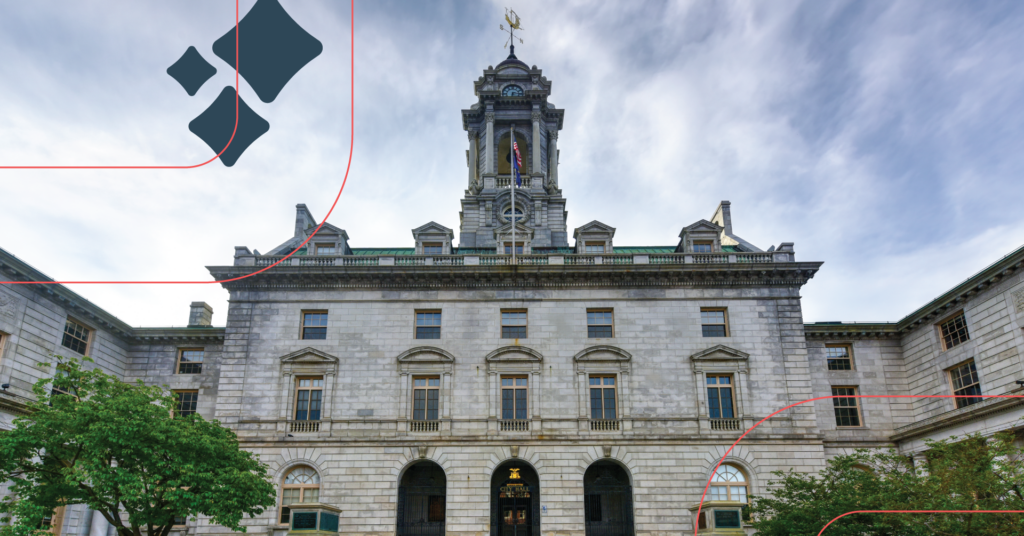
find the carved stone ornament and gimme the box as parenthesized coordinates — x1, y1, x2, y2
(0, 292, 16, 318)
(485, 112, 495, 123)
(467, 128, 478, 141)
(417, 446, 428, 459)
(531, 111, 543, 123)
(1013, 288, 1024, 313)
(510, 445, 520, 458)
(547, 129, 558, 141)
(602, 445, 612, 458)
(544, 176, 559, 195)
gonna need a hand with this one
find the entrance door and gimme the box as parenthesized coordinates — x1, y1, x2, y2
(397, 462, 446, 536)
(583, 462, 635, 536)
(491, 462, 540, 536)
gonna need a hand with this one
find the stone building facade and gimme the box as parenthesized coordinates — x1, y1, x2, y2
(1, 48, 1023, 536)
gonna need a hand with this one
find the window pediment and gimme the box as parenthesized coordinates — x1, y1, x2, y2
(690, 344, 749, 373)
(574, 345, 632, 374)
(280, 347, 339, 375)
(485, 346, 543, 374)
(397, 346, 455, 375)
(397, 346, 456, 364)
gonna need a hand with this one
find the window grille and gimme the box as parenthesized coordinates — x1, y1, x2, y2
(416, 312, 442, 339)
(302, 312, 328, 340)
(589, 376, 617, 420)
(831, 386, 862, 427)
(949, 360, 982, 408)
(826, 344, 853, 371)
(939, 313, 970, 350)
(62, 319, 91, 354)
(701, 309, 728, 337)
(707, 375, 735, 419)
(501, 311, 527, 339)
(587, 310, 613, 338)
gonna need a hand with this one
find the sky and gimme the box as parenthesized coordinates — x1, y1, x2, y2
(2, 0, 1024, 328)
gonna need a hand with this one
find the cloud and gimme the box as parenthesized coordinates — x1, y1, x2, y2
(2, 0, 1023, 326)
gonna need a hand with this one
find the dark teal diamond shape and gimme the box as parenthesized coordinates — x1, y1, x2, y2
(212, 0, 323, 103)
(167, 46, 217, 96)
(188, 87, 270, 167)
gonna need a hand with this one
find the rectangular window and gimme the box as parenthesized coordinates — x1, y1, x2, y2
(501, 310, 528, 339)
(175, 390, 198, 417)
(501, 376, 529, 420)
(826, 344, 853, 371)
(831, 387, 862, 427)
(706, 375, 735, 419)
(701, 308, 729, 337)
(939, 312, 970, 350)
(584, 242, 605, 254)
(587, 309, 614, 338)
(503, 242, 524, 255)
(176, 348, 204, 374)
(415, 311, 442, 339)
(949, 360, 983, 408)
(0, 331, 7, 362)
(294, 377, 323, 421)
(61, 319, 91, 355)
(412, 377, 440, 421)
(693, 241, 713, 253)
(589, 375, 617, 420)
(301, 311, 328, 340)
(315, 244, 336, 255)
(422, 242, 443, 255)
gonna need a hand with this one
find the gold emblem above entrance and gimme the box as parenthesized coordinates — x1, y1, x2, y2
(509, 467, 521, 480)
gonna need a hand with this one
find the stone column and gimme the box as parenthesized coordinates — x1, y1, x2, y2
(547, 129, 558, 187)
(531, 370, 541, 419)
(531, 110, 542, 178)
(484, 112, 495, 174)
(467, 129, 478, 189)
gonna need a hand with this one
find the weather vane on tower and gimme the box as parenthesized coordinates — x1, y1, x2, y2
(499, 8, 524, 50)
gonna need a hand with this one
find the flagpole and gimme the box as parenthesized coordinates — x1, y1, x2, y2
(510, 125, 516, 265)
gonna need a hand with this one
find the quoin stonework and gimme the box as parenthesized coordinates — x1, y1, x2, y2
(2, 46, 1024, 536)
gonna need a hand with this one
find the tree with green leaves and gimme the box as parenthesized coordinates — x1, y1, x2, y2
(0, 355, 277, 536)
(749, 429, 1024, 535)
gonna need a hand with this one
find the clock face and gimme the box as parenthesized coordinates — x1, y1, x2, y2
(502, 85, 524, 97)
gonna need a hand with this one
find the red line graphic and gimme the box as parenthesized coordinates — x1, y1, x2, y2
(0, 1, 241, 170)
(696, 394, 1024, 535)
(0, 0, 354, 285)
(817, 510, 1024, 535)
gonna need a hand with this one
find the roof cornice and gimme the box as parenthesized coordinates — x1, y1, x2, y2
(206, 261, 823, 291)
(804, 244, 1024, 338)
(1, 248, 225, 344)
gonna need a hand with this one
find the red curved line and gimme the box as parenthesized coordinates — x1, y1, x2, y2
(0, 0, 240, 169)
(817, 510, 1024, 535)
(695, 394, 1024, 535)
(0, 0, 354, 284)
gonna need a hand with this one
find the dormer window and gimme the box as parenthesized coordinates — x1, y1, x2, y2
(315, 244, 336, 255)
(693, 241, 713, 253)
(584, 242, 605, 254)
(502, 85, 524, 97)
(422, 242, 443, 255)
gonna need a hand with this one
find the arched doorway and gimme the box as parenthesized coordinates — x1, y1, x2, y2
(397, 461, 446, 536)
(491, 460, 540, 536)
(583, 461, 635, 536)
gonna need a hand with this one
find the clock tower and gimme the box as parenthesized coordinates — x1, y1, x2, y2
(458, 46, 568, 251)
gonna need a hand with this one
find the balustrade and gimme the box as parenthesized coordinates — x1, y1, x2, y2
(289, 421, 320, 433)
(409, 420, 439, 432)
(710, 418, 741, 431)
(590, 419, 620, 431)
(499, 419, 530, 432)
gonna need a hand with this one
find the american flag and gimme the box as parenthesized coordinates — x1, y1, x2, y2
(512, 139, 523, 187)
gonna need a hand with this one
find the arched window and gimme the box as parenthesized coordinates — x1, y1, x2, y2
(502, 85, 524, 97)
(709, 464, 748, 503)
(280, 466, 321, 524)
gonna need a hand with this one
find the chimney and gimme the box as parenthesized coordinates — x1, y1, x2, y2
(711, 201, 732, 236)
(295, 204, 317, 238)
(188, 302, 213, 328)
